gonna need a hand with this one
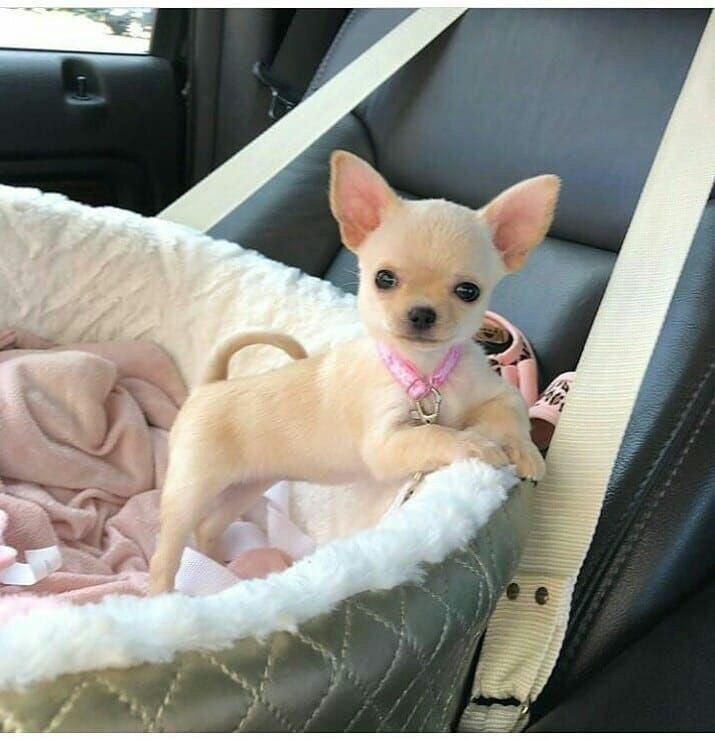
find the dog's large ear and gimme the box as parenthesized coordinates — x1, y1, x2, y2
(329, 150, 399, 250)
(479, 175, 560, 272)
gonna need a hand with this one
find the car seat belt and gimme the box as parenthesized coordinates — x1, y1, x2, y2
(159, 8, 467, 232)
(459, 11, 714, 732)
(252, 9, 349, 121)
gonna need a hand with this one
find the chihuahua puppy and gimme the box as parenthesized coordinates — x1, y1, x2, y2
(149, 151, 559, 594)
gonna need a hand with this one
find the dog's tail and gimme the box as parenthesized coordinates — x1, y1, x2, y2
(200, 331, 308, 384)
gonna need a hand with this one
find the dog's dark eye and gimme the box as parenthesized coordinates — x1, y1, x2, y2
(375, 269, 398, 290)
(454, 282, 480, 302)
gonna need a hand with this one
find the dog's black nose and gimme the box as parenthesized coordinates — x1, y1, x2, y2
(407, 306, 437, 330)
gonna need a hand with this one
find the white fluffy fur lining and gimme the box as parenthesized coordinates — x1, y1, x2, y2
(0, 460, 515, 690)
(0, 187, 516, 690)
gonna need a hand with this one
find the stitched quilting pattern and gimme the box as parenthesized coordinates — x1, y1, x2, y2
(0, 489, 528, 732)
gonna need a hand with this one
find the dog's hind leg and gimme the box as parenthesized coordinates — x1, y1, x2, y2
(149, 455, 238, 595)
(194, 481, 272, 562)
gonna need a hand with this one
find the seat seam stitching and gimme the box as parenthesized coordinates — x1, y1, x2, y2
(562, 370, 715, 674)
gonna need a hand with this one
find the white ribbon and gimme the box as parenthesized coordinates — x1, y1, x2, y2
(0, 545, 62, 586)
(175, 482, 317, 596)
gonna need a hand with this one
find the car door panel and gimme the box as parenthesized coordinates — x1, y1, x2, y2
(0, 48, 181, 213)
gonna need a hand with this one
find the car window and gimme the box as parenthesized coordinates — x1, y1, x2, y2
(0, 7, 155, 54)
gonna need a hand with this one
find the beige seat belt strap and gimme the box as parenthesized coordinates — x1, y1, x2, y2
(159, 8, 467, 232)
(460, 12, 714, 732)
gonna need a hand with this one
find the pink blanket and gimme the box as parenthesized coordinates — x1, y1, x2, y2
(0, 329, 300, 617)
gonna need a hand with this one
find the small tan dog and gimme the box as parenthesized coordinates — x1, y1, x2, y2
(149, 151, 559, 594)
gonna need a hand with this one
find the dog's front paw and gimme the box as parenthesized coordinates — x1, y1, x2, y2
(454, 431, 510, 468)
(503, 437, 546, 481)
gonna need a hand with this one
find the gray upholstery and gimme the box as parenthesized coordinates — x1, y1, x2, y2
(309, 9, 706, 252)
(212, 117, 371, 277)
(188, 9, 294, 184)
(488, 239, 614, 382)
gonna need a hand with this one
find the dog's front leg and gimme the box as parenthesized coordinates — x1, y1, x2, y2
(363, 423, 509, 482)
(464, 390, 546, 481)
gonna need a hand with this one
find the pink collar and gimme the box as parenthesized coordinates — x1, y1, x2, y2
(377, 342, 464, 401)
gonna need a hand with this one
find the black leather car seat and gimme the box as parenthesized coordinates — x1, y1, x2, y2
(209, 9, 714, 729)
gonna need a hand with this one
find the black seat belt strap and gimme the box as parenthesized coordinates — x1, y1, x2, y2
(253, 9, 349, 120)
